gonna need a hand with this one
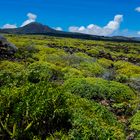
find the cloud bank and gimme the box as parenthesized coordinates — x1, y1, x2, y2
(21, 13, 37, 27)
(2, 24, 17, 29)
(54, 27, 63, 31)
(135, 7, 140, 12)
(137, 31, 140, 35)
(69, 15, 123, 36)
(2, 12, 37, 28)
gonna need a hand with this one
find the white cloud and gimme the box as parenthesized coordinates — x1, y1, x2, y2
(54, 27, 63, 31)
(2, 24, 17, 29)
(137, 31, 140, 35)
(21, 13, 37, 27)
(69, 15, 123, 36)
(135, 7, 140, 12)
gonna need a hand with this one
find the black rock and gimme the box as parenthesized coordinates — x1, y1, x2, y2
(0, 35, 17, 59)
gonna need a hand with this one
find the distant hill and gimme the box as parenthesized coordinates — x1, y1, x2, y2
(0, 22, 140, 43)
(0, 22, 57, 34)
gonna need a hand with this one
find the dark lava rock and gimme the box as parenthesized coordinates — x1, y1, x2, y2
(98, 50, 114, 61)
(0, 35, 17, 60)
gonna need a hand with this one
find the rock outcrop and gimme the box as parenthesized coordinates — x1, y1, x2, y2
(0, 35, 17, 60)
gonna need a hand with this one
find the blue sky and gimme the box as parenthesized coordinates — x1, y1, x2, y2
(0, 0, 140, 36)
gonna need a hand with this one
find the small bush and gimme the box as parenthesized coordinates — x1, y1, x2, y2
(98, 58, 114, 68)
(130, 110, 140, 139)
(64, 78, 135, 102)
(114, 61, 140, 78)
(0, 84, 71, 139)
(66, 94, 125, 140)
(0, 61, 26, 86)
(27, 62, 53, 83)
(79, 62, 105, 77)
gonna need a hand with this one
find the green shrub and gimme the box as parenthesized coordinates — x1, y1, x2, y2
(14, 44, 39, 62)
(0, 61, 26, 86)
(63, 78, 136, 115)
(130, 110, 140, 131)
(64, 78, 135, 102)
(98, 58, 114, 68)
(0, 84, 71, 139)
(130, 110, 140, 139)
(27, 62, 64, 84)
(27, 62, 53, 83)
(115, 74, 129, 83)
(66, 94, 125, 140)
(79, 62, 105, 77)
(62, 67, 84, 79)
(46, 131, 69, 140)
(114, 61, 140, 78)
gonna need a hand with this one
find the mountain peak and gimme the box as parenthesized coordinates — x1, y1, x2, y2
(0, 22, 56, 34)
(23, 22, 45, 27)
(19, 22, 56, 34)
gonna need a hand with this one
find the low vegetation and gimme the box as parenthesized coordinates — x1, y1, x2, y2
(0, 34, 140, 139)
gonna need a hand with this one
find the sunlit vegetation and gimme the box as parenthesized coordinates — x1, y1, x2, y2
(0, 34, 140, 139)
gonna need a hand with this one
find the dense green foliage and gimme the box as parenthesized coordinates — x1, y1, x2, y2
(0, 34, 140, 139)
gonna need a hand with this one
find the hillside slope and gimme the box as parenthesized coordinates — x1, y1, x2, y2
(0, 34, 140, 139)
